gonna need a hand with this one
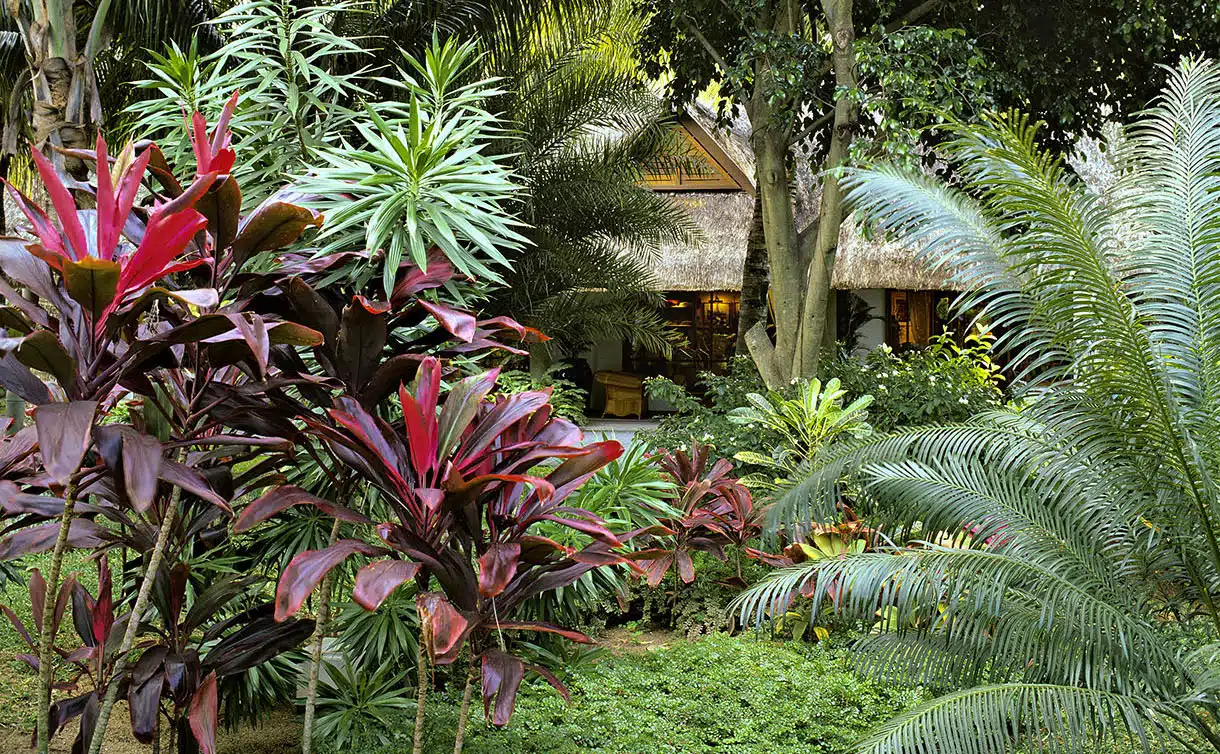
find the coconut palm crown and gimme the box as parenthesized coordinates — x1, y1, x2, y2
(734, 58, 1220, 753)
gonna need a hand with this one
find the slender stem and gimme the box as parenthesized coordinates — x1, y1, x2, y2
(453, 653, 477, 754)
(35, 479, 79, 754)
(302, 518, 341, 754)
(87, 479, 184, 754)
(412, 637, 429, 754)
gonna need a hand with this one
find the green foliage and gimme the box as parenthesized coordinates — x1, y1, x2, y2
(519, 443, 677, 632)
(495, 366, 588, 424)
(334, 588, 419, 672)
(126, 1, 370, 203)
(314, 660, 415, 750)
(631, 550, 768, 639)
(334, 633, 921, 754)
(737, 60, 1220, 753)
(639, 356, 785, 467)
(219, 650, 305, 730)
(301, 37, 527, 294)
(729, 378, 873, 493)
(823, 333, 1002, 432)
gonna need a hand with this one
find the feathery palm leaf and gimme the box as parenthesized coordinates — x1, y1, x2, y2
(734, 58, 1220, 754)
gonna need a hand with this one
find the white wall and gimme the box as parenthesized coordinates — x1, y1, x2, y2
(853, 288, 887, 356)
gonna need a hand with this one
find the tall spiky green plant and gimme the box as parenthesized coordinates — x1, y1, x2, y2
(733, 58, 1220, 754)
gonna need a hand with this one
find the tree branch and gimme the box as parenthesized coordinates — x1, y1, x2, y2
(788, 110, 835, 147)
(679, 14, 730, 73)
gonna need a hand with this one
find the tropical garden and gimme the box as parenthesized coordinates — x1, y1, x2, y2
(1, 0, 1219, 753)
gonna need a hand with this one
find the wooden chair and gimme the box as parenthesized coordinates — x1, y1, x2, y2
(596, 371, 644, 418)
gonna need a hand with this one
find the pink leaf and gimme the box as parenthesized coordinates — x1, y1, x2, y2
(353, 560, 421, 610)
(188, 672, 218, 754)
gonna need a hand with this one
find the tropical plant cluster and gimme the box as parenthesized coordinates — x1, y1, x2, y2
(823, 332, 1004, 432)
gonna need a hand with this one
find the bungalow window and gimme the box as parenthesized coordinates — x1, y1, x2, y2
(625, 290, 740, 387)
(885, 290, 955, 349)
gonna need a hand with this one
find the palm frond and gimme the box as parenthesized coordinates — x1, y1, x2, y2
(857, 684, 1182, 754)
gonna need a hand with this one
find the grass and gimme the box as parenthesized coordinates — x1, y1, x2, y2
(325, 631, 922, 754)
(0, 550, 97, 731)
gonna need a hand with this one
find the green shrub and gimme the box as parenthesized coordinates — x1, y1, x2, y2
(823, 332, 1003, 432)
(324, 633, 921, 754)
(629, 550, 770, 639)
(638, 356, 786, 466)
(495, 367, 589, 424)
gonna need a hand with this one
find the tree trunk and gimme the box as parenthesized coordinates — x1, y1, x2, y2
(88, 484, 183, 754)
(742, 0, 858, 389)
(412, 638, 429, 754)
(302, 518, 342, 754)
(794, 0, 858, 377)
(35, 479, 79, 754)
(17, 0, 111, 181)
(452, 654, 477, 754)
(736, 190, 770, 355)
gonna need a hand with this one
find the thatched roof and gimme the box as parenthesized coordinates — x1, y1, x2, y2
(652, 192, 959, 291)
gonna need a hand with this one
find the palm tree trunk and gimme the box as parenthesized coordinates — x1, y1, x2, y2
(302, 518, 341, 754)
(87, 484, 183, 754)
(736, 190, 770, 356)
(35, 479, 79, 754)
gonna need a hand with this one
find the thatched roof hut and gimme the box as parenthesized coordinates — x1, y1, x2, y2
(649, 102, 959, 293)
(649, 191, 958, 292)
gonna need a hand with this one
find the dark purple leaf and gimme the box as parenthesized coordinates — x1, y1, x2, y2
(418, 592, 468, 665)
(128, 670, 164, 743)
(227, 313, 270, 378)
(48, 691, 93, 736)
(204, 615, 315, 675)
(359, 354, 423, 408)
(34, 401, 97, 485)
(481, 650, 525, 727)
(235, 486, 371, 532)
(286, 277, 338, 345)
(437, 370, 499, 458)
(545, 441, 623, 502)
(675, 550, 695, 584)
(418, 299, 476, 342)
(0, 519, 105, 560)
(230, 199, 323, 269)
(197, 175, 242, 253)
(1, 603, 33, 648)
(486, 620, 593, 644)
(477, 543, 520, 599)
(189, 671, 218, 754)
(275, 540, 385, 620)
(461, 391, 550, 460)
(159, 460, 230, 512)
(0, 352, 51, 404)
(12, 330, 75, 389)
(337, 296, 388, 391)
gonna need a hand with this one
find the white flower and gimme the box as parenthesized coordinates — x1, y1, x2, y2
(959, 396, 969, 404)
(929, 375, 937, 384)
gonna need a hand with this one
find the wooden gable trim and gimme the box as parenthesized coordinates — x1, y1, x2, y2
(645, 115, 754, 194)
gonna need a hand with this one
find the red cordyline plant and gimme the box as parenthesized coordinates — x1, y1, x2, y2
(225, 243, 560, 754)
(632, 442, 760, 589)
(236, 353, 659, 751)
(0, 92, 325, 754)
